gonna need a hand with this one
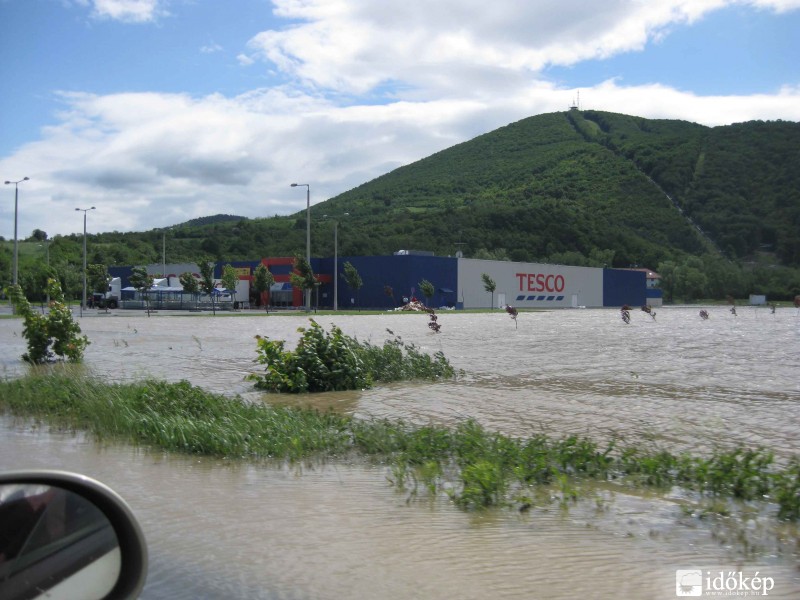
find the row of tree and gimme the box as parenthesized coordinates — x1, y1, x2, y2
(13, 252, 370, 313)
(656, 256, 800, 303)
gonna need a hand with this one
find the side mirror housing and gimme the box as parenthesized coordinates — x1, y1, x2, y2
(0, 470, 148, 600)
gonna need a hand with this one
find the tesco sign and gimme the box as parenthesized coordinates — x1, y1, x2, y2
(516, 272, 565, 293)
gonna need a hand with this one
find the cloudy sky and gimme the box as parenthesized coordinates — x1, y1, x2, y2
(2, 0, 799, 239)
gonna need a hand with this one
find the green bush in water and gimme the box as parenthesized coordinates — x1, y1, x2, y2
(248, 320, 456, 393)
(6, 280, 89, 363)
(249, 320, 370, 393)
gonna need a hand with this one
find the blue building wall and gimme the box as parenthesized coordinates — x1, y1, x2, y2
(602, 269, 646, 307)
(315, 255, 458, 309)
(108, 266, 133, 287)
(646, 288, 663, 300)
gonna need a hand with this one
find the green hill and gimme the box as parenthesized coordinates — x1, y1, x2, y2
(5, 110, 800, 301)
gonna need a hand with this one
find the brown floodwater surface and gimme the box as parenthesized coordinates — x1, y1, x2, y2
(1, 306, 799, 598)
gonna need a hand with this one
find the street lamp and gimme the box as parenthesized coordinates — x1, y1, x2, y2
(76, 206, 96, 317)
(324, 213, 349, 311)
(4, 176, 29, 286)
(162, 228, 170, 284)
(290, 183, 311, 311)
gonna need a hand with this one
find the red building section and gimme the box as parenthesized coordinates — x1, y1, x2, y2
(243, 257, 331, 308)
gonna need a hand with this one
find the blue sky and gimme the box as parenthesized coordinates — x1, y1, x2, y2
(2, 0, 799, 239)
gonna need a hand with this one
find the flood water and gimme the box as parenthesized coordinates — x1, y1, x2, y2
(1, 306, 799, 599)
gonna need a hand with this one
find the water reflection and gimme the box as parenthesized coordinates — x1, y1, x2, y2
(3, 425, 799, 599)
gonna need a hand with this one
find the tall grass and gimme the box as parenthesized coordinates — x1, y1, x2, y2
(1, 372, 798, 520)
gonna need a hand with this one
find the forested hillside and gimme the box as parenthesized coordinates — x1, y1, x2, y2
(574, 112, 800, 265)
(4, 110, 800, 301)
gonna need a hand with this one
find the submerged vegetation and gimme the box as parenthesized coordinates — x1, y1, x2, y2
(5, 279, 89, 363)
(1, 372, 798, 521)
(248, 320, 456, 393)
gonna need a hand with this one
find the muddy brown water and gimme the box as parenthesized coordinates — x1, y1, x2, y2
(1, 307, 799, 599)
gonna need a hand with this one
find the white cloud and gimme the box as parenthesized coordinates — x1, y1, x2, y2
(247, 0, 738, 98)
(87, 0, 166, 23)
(200, 43, 223, 54)
(748, 0, 800, 11)
(247, 0, 800, 102)
(2, 0, 799, 239)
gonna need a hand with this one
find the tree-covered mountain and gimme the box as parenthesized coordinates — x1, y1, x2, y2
(572, 111, 800, 265)
(5, 110, 800, 301)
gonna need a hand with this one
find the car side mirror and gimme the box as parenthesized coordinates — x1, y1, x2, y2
(0, 470, 147, 600)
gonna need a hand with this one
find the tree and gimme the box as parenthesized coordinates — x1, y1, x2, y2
(675, 257, 708, 301)
(87, 264, 110, 298)
(129, 266, 154, 316)
(87, 264, 109, 293)
(290, 254, 317, 311)
(252, 263, 274, 311)
(656, 260, 677, 303)
(30, 229, 48, 242)
(6, 279, 89, 363)
(418, 279, 435, 306)
(658, 257, 708, 302)
(481, 273, 496, 309)
(588, 248, 615, 268)
(342, 261, 363, 309)
(198, 259, 217, 315)
(19, 262, 51, 305)
(179, 271, 200, 309)
(473, 248, 511, 261)
(56, 262, 83, 304)
(221, 263, 239, 308)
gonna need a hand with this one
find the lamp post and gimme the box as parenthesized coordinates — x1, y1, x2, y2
(38, 240, 50, 306)
(4, 176, 29, 287)
(76, 206, 96, 317)
(162, 229, 168, 284)
(324, 213, 349, 311)
(290, 183, 311, 311)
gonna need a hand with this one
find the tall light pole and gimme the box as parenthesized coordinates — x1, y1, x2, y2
(162, 228, 168, 284)
(38, 240, 50, 306)
(324, 213, 349, 311)
(290, 183, 311, 311)
(5, 176, 29, 286)
(76, 206, 95, 317)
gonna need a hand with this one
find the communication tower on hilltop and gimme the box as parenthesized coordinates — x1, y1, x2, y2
(569, 91, 581, 111)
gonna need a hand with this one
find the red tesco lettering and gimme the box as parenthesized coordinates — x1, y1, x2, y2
(515, 273, 565, 293)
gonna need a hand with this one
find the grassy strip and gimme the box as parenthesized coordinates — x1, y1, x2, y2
(2, 372, 799, 519)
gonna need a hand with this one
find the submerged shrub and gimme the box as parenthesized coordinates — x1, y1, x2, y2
(359, 335, 455, 383)
(249, 320, 370, 393)
(456, 459, 507, 508)
(772, 459, 800, 521)
(6, 280, 89, 363)
(248, 320, 456, 393)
